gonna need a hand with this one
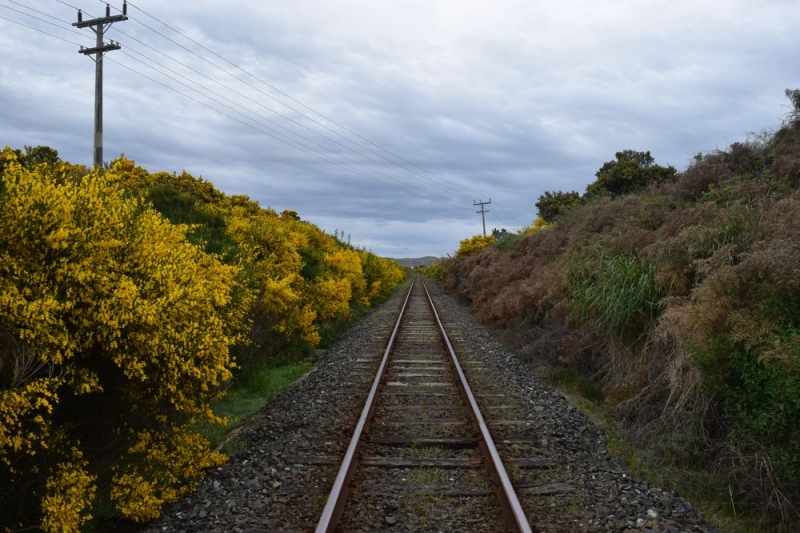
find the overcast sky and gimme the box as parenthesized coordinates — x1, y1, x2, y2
(1, 0, 798, 258)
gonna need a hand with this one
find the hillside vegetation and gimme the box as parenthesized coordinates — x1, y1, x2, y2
(434, 91, 800, 528)
(0, 148, 405, 531)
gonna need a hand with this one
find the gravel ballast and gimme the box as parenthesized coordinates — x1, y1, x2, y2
(145, 280, 714, 532)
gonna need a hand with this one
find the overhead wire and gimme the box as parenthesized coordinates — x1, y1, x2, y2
(0, 10, 86, 47)
(54, 0, 82, 12)
(39, 3, 468, 208)
(118, 0, 488, 202)
(492, 203, 527, 230)
(48, 0, 467, 209)
(87, 3, 480, 210)
(48, 0, 476, 209)
(485, 209, 525, 232)
(111, 56, 477, 209)
(93, 1, 518, 216)
(0, 0, 90, 42)
(12, 1, 527, 223)
(114, 48, 474, 210)
(105, 0, 495, 205)
(6, 0, 69, 24)
(106, 56, 454, 205)
(115, 32, 474, 205)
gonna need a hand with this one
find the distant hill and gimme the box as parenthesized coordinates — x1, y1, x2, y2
(391, 256, 441, 269)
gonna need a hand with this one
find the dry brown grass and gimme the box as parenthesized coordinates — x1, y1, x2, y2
(442, 119, 800, 527)
(771, 124, 800, 185)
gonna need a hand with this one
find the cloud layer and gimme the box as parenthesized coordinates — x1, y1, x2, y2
(2, 0, 798, 256)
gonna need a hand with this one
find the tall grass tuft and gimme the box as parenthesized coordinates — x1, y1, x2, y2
(566, 250, 661, 340)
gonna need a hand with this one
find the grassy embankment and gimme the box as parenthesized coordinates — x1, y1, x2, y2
(433, 92, 800, 531)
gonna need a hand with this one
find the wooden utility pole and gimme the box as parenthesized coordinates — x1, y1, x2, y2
(73, 3, 128, 169)
(474, 198, 491, 237)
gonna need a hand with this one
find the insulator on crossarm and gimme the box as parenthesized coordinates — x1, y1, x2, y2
(106, 3, 111, 17)
(78, 9, 82, 22)
(123, 2, 127, 15)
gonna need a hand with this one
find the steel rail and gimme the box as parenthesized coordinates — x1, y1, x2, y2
(314, 278, 416, 533)
(421, 279, 533, 533)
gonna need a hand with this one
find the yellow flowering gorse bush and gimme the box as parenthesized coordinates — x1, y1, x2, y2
(0, 152, 240, 530)
(518, 217, 553, 235)
(1, 148, 406, 530)
(455, 234, 496, 258)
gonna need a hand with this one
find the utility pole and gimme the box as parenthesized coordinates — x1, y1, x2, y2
(474, 198, 491, 237)
(73, 3, 128, 169)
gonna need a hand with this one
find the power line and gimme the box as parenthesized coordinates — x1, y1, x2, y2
(10, 2, 526, 222)
(92, 1, 516, 220)
(36, 3, 474, 209)
(105, 57, 472, 211)
(485, 209, 524, 232)
(9, 2, 475, 211)
(490, 203, 525, 230)
(0, 11, 84, 46)
(6, 0, 68, 23)
(55, 0, 83, 12)
(109, 0, 489, 203)
(97, 19, 482, 210)
(0, 1, 89, 41)
(116, 47, 474, 211)
(77, 4, 480, 207)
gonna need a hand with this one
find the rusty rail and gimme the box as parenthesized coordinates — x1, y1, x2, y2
(421, 279, 533, 533)
(314, 278, 415, 532)
(314, 276, 532, 532)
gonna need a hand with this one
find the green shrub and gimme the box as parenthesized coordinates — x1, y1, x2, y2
(493, 232, 519, 252)
(694, 330, 800, 503)
(535, 190, 581, 223)
(586, 150, 677, 198)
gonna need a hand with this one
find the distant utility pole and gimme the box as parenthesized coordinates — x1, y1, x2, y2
(73, 2, 128, 169)
(474, 198, 491, 237)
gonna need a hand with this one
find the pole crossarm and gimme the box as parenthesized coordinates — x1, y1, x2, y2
(79, 43, 122, 56)
(72, 14, 127, 28)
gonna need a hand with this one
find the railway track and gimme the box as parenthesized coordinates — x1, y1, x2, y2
(314, 277, 534, 532)
(145, 276, 714, 532)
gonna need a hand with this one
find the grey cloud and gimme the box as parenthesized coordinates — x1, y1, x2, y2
(2, 0, 799, 257)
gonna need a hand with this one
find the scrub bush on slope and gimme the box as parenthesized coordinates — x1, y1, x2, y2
(0, 152, 240, 530)
(443, 106, 800, 525)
